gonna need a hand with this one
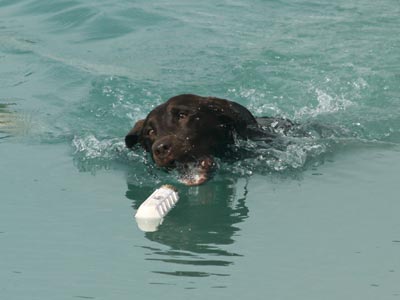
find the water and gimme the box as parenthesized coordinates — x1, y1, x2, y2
(1, 0, 399, 299)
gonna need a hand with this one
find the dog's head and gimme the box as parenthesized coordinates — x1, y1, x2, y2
(125, 94, 259, 185)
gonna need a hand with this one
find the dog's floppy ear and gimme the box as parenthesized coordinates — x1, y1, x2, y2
(125, 119, 145, 148)
(204, 97, 262, 138)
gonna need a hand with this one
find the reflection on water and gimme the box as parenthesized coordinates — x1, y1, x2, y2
(0, 102, 15, 140)
(0, 102, 33, 140)
(126, 177, 249, 279)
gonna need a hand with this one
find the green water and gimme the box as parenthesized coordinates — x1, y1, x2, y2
(1, 0, 399, 299)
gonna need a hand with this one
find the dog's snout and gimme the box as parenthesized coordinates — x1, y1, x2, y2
(153, 140, 172, 158)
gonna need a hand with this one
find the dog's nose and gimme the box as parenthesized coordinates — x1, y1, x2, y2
(153, 140, 172, 158)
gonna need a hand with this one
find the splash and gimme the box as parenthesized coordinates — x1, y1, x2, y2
(71, 133, 167, 186)
(72, 134, 129, 172)
(296, 87, 354, 118)
(223, 131, 332, 177)
(72, 134, 125, 160)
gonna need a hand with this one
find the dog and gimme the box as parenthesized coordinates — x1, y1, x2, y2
(125, 94, 293, 185)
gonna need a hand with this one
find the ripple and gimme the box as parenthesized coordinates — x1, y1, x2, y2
(79, 15, 134, 41)
(152, 271, 228, 278)
(47, 6, 98, 30)
(0, 0, 20, 7)
(22, 0, 80, 15)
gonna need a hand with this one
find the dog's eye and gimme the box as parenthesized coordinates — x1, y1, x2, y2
(147, 129, 156, 136)
(178, 112, 187, 120)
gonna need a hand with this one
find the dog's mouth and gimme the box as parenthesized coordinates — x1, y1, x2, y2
(151, 145, 216, 185)
(154, 156, 215, 186)
(175, 156, 216, 186)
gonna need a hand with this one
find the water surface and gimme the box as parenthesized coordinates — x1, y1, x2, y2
(1, 0, 399, 299)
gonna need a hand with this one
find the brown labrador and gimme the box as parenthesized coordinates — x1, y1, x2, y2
(125, 94, 292, 185)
